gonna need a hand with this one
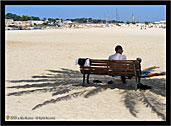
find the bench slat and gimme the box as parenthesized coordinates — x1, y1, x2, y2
(81, 70, 108, 75)
(82, 67, 139, 71)
(81, 70, 139, 75)
(90, 60, 108, 63)
(80, 66, 108, 69)
(81, 66, 139, 71)
(109, 73, 136, 76)
(108, 60, 139, 62)
(109, 65, 139, 68)
(108, 62, 139, 65)
(109, 70, 139, 73)
(109, 67, 139, 70)
(90, 64, 108, 66)
(90, 60, 139, 64)
(108, 71, 135, 74)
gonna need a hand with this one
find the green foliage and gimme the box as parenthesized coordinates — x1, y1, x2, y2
(42, 22, 48, 25)
(43, 18, 46, 21)
(48, 18, 56, 23)
(132, 22, 136, 24)
(5, 13, 124, 24)
(126, 21, 130, 24)
(68, 18, 120, 24)
(145, 21, 149, 25)
(5, 13, 40, 21)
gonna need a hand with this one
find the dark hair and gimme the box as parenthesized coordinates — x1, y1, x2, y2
(115, 45, 123, 51)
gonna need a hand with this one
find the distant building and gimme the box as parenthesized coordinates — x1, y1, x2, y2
(5, 19, 14, 27)
(154, 22, 160, 24)
(160, 21, 166, 24)
(29, 20, 44, 25)
(154, 21, 166, 24)
(5, 19, 46, 27)
(44, 19, 48, 23)
(63, 20, 73, 25)
(14, 21, 24, 26)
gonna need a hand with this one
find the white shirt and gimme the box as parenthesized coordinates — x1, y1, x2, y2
(108, 53, 126, 60)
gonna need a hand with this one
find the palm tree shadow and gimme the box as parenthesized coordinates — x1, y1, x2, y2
(6, 66, 166, 120)
(142, 66, 160, 72)
(121, 66, 166, 120)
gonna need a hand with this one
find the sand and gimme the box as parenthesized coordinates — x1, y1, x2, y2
(5, 26, 166, 121)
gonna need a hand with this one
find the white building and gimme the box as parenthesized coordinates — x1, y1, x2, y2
(29, 20, 44, 25)
(63, 20, 73, 25)
(154, 22, 160, 24)
(154, 21, 166, 24)
(160, 21, 166, 24)
(5, 19, 14, 26)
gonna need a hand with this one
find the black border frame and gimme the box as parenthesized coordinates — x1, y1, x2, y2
(1, 1, 170, 126)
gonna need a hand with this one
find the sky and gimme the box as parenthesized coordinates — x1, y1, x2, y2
(5, 5, 166, 22)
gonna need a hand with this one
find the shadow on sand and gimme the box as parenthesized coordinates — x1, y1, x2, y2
(6, 67, 166, 120)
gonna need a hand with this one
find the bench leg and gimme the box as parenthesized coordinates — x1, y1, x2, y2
(136, 76, 142, 90)
(82, 71, 85, 86)
(121, 76, 126, 83)
(87, 74, 90, 84)
(135, 76, 138, 90)
(138, 76, 141, 83)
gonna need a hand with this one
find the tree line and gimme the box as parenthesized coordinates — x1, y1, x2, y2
(66, 18, 123, 24)
(5, 13, 40, 21)
(6, 13, 124, 24)
(6, 13, 151, 25)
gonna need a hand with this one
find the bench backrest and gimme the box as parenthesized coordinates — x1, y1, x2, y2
(80, 59, 140, 77)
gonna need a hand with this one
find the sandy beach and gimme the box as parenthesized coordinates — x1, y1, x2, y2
(5, 26, 166, 121)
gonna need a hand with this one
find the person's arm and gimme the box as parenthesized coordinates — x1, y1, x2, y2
(108, 55, 111, 60)
(122, 55, 126, 60)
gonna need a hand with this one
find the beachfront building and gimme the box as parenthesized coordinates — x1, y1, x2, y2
(55, 19, 62, 26)
(153, 20, 166, 28)
(23, 21, 32, 26)
(14, 21, 24, 27)
(63, 20, 73, 27)
(5, 19, 44, 27)
(153, 20, 166, 24)
(160, 21, 166, 24)
(159, 21, 166, 28)
(11, 21, 32, 27)
(29, 20, 44, 26)
(5, 19, 14, 27)
(63, 20, 73, 25)
(44, 19, 48, 23)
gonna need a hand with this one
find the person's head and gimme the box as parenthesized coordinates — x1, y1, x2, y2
(115, 45, 123, 54)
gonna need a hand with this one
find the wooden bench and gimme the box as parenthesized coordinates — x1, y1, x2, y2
(79, 59, 142, 89)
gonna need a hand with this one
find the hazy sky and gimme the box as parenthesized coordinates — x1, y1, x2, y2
(5, 5, 166, 22)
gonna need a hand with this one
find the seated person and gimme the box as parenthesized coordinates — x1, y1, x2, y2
(108, 45, 127, 83)
(109, 45, 126, 60)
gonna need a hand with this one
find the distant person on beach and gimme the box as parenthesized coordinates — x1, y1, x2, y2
(108, 45, 127, 83)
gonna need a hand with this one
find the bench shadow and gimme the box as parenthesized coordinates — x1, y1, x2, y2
(6, 67, 166, 120)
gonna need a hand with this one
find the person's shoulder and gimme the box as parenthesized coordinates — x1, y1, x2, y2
(108, 54, 113, 59)
(109, 53, 114, 56)
(109, 54, 115, 60)
(122, 54, 127, 60)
